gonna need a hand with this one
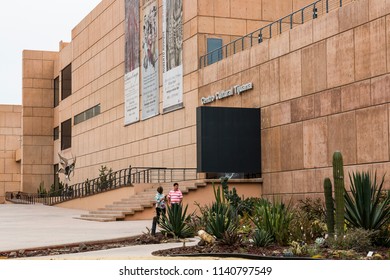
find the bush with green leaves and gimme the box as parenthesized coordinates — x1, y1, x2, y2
(196, 180, 243, 245)
(205, 183, 238, 239)
(37, 182, 47, 198)
(205, 202, 233, 239)
(97, 165, 112, 191)
(252, 228, 273, 247)
(240, 197, 265, 216)
(289, 241, 308, 256)
(324, 228, 377, 252)
(345, 171, 390, 231)
(221, 177, 242, 211)
(251, 199, 293, 246)
(374, 225, 390, 247)
(159, 203, 194, 239)
(289, 198, 327, 243)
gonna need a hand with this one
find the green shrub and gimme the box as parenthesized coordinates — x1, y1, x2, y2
(221, 177, 242, 211)
(240, 197, 267, 216)
(197, 180, 242, 245)
(37, 182, 47, 198)
(325, 228, 376, 252)
(252, 229, 273, 247)
(373, 224, 390, 247)
(289, 241, 308, 256)
(345, 171, 390, 230)
(251, 199, 293, 246)
(220, 223, 242, 246)
(159, 203, 194, 239)
(97, 165, 112, 191)
(48, 181, 64, 197)
(205, 202, 233, 239)
(289, 198, 327, 243)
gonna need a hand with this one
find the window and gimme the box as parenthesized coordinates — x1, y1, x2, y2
(53, 164, 59, 191)
(207, 38, 223, 65)
(61, 64, 72, 100)
(53, 126, 59, 140)
(74, 104, 101, 125)
(61, 119, 72, 150)
(54, 76, 59, 107)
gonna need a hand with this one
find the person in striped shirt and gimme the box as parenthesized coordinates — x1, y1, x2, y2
(167, 182, 183, 206)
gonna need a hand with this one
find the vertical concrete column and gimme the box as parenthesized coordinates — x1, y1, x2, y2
(21, 50, 58, 193)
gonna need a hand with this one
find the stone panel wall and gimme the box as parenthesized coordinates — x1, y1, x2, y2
(0, 105, 21, 203)
(199, 0, 390, 201)
(21, 51, 57, 193)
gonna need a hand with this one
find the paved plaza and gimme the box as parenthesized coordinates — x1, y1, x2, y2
(0, 204, 198, 259)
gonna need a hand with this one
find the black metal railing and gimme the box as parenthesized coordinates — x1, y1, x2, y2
(200, 0, 348, 68)
(5, 166, 198, 205)
(5, 191, 38, 204)
(129, 167, 198, 184)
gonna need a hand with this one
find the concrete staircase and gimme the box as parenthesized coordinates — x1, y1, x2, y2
(77, 182, 206, 222)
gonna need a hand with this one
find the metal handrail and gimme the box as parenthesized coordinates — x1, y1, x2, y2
(5, 166, 198, 205)
(199, 0, 344, 68)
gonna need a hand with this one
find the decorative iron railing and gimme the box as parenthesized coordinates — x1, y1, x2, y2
(199, 0, 348, 68)
(5, 166, 198, 205)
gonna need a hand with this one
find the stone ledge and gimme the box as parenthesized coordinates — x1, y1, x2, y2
(204, 178, 263, 184)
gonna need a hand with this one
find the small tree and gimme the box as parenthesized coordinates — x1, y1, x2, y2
(97, 165, 112, 191)
(37, 182, 47, 198)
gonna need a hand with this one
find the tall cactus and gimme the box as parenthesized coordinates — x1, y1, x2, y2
(332, 151, 345, 237)
(323, 177, 335, 236)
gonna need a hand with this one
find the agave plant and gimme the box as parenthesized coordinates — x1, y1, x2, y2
(205, 202, 233, 239)
(251, 199, 293, 246)
(252, 228, 273, 247)
(197, 180, 242, 243)
(159, 203, 194, 239)
(205, 183, 236, 239)
(345, 171, 390, 230)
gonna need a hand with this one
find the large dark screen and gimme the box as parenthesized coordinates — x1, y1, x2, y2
(197, 106, 261, 174)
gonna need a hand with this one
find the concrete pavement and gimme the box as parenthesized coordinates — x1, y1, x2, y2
(0, 204, 199, 259)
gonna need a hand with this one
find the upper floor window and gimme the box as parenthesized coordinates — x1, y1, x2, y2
(74, 104, 101, 125)
(207, 38, 223, 65)
(61, 64, 72, 100)
(54, 76, 59, 107)
(53, 126, 59, 141)
(61, 119, 72, 150)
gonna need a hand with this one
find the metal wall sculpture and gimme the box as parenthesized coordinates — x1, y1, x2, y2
(57, 153, 77, 182)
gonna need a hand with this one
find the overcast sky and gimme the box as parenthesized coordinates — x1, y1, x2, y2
(0, 0, 102, 105)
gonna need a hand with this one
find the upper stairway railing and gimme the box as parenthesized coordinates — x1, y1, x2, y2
(5, 166, 198, 205)
(199, 0, 348, 68)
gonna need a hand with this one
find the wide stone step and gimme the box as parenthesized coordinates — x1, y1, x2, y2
(76, 216, 117, 222)
(104, 205, 145, 211)
(121, 196, 154, 201)
(110, 200, 153, 206)
(89, 210, 134, 215)
(80, 213, 125, 219)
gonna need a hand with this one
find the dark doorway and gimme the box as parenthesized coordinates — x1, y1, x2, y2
(196, 106, 261, 177)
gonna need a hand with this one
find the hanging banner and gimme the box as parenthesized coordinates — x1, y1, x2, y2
(162, 0, 183, 113)
(124, 0, 140, 125)
(141, 0, 159, 120)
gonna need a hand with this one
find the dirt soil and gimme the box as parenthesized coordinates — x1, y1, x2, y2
(0, 233, 388, 260)
(153, 242, 390, 260)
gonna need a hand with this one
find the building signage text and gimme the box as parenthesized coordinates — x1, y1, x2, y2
(201, 82, 253, 105)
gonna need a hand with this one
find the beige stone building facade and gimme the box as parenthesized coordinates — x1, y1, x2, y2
(200, 0, 390, 202)
(2, 0, 390, 205)
(0, 105, 21, 203)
